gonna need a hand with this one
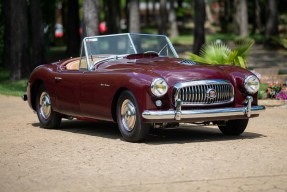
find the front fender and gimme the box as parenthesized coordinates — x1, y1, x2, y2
(27, 64, 58, 111)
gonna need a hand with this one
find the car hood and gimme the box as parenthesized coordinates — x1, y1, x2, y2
(103, 56, 240, 86)
(135, 57, 232, 86)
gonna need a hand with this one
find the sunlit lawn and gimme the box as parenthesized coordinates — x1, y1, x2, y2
(170, 33, 264, 45)
(0, 68, 27, 97)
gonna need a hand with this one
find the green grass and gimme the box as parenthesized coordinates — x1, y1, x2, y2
(171, 35, 194, 45)
(170, 33, 242, 46)
(170, 33, 265, 46)
(0, 68, 27, 96)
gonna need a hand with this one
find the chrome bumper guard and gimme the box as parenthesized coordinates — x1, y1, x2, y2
(142, 96, 265, 121)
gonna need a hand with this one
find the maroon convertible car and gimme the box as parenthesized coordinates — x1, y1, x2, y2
(23, 33, 265, 142)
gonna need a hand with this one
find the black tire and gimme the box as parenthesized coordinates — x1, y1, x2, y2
(36, 84, 61, 129)
(116, 90, 150, 142)
(218, 119, 249, 136)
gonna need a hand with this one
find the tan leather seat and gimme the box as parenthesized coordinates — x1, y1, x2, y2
(66, 60, 80, 70)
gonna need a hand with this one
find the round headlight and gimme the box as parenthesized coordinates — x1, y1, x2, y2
(151, 78, 168, 97)
(244, 75, 260, 94)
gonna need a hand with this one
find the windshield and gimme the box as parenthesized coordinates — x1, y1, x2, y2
(80, 33, 178, 70)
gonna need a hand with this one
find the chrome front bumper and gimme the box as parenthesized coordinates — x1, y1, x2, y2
(142, 96, 265, 121)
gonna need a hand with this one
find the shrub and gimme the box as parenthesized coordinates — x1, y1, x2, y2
(189, 39, 255, 68)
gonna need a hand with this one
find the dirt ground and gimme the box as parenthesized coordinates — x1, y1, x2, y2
(0, 94, 287, 192)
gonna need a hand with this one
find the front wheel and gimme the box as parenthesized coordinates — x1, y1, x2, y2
(116, 90, 150, 142)
(36, 84, 61, 129)
(218, 119, 249, 136)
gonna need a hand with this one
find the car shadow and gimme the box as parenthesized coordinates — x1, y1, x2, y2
(146, 125, 265, 145)
(32, 120, 266, 144)
(32, 120, 121, 140)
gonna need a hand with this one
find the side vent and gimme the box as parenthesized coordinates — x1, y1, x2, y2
(179, 59, 196, 65)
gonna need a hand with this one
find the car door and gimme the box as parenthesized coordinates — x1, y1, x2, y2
(54, 69, 84, 116)
(79, 70, 114, 121)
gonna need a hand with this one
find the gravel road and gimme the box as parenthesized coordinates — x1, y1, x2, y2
(0, 95, 287, 192)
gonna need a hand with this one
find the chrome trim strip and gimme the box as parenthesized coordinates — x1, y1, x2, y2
(174, 79, 231, 89)
(142, 105, 265, 120)
(128, 33, 138, 53)
(83, 37, 91, 70)
(165, 35, 179, 58)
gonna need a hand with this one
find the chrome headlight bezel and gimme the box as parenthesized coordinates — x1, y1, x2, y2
(151, 78, 169, 97)
(244, 75, 260, 94)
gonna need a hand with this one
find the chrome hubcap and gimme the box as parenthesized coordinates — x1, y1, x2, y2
(39, 92, 51, 119)
(121, 99, 136, 132)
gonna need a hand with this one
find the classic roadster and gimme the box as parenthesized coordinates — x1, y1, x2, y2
(23, 33, 265, 142)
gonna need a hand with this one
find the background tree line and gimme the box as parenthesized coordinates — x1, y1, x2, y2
(0, 0, 286, 80)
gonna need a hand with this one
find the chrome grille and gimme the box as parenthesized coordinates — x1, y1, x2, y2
(174, 80, 234, 106)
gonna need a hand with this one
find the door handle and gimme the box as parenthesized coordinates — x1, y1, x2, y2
(55, 77, 62, 82)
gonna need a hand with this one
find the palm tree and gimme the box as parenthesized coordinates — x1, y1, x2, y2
(189, 39, 254, 69)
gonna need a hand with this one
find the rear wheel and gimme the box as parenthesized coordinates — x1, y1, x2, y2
(36, 84, 61, 129)
(218, 119, 248, 136)
(116, 90, 150, 142)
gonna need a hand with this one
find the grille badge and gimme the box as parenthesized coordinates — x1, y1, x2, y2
(206, 88, 217, 99)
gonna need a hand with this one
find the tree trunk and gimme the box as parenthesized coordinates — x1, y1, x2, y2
(169, 0, 178, 38)
(66, 0, 80, 57)
(145, 0, 150, 25)
(219, 0, 233, 33)
(193, 0, 206, 55)
(234, 0, 248, 37)
(30, 0, 46, 69)
(158, 0, 167, 35)
(252, 0, 262, 34)
(3, 0, 11, 69)
(106, 0, 121, 34)
(0, 1, 4, 67)
(152, 0, 156, 23)
(265, 0, 278, 47)
(83, 0, 99, 36)
(178, 0, 183, 8)
(4, 0, 29, 80)
(129, 0, 140, 33)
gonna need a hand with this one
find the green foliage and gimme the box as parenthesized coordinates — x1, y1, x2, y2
(199, 42, 233, 64)
(0, 68, 27, 96)
(257, 83, 287, 100)
(272, 36, 287, 49)
(189, 38, 254, 68)
(258, 83, 268, 99)
(171, 35, 194, 45)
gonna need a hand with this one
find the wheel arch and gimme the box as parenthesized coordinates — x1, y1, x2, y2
(111, 87, 129, 122)
(31, 79, 44, 110)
